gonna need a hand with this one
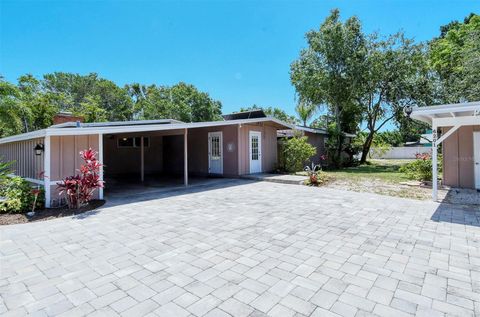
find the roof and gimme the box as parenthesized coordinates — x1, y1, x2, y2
(50, 119, 183, 128)
(411, 101, 480, 124)
(277, 126, 356, 138)
(222, 109, 267, 120)
(0, 117, 294, 144)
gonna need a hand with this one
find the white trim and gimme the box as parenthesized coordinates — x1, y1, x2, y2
(208, 131, 224, 175)
(184, 128, 188, 186)
(433, 116, 480, 128)
(474, 132, 480, 190)
(249, 131, 262, 174)
(0, 117, 293, 145)
(44, 136, 51, 208)
(7, 174, 44, 185)
(98, 134, 104, 200)
(436, 124, 461, 145)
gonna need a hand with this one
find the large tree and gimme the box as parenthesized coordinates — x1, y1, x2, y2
(429, 13, 480, 102)
(357, 33, 429, 163)
(291, 9, 367, 166)
(141, 82, 222, 122)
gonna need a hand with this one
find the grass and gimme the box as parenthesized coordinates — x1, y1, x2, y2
(324, 159, 414, 183)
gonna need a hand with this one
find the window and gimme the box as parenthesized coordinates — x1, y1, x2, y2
(251, 136, 259, 160)
(210, 136, 221, 159)
(117, 137, 149, 148)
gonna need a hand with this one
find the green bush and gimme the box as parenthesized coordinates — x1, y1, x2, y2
(0, 176, 44, 213)
(305, 170, 330, 186)
(279, 135, 316, 173)
(399, 153, 442, 182)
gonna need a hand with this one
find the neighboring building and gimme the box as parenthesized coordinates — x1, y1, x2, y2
(0, 116, 292, 207)
(411, 101, 480, 200)
(277, 126, 355, 165)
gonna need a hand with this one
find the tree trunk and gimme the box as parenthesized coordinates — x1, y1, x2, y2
(360, 130, 375, 164)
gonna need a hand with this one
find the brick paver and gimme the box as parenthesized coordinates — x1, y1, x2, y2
(1, 180, 479, 316)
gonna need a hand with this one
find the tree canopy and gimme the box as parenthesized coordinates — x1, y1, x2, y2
(0, 73, 223, 138)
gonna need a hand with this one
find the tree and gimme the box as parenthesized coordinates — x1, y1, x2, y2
(76, 95, 108, 122)
(141, 82, 222, 122)
(357, 33, 428, 163)
(295, 99, 316, 127)
(429, 13, 480, 102)
(0, 78, 28, 137)
(291, 9, 366, 166)
(238, 105, 298, 124)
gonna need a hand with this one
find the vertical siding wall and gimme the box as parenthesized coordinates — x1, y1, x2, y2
(238, 123, 278, 174)
(0, 138, 44, 180)
(305, 132, 326, 164)
(49, 135, 100, 205)
(188, 125, 239, 176)
(442, 125, 479, 188)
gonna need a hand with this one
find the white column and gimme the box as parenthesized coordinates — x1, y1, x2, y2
(140, 136, 145, 182)
(432, 124, 438, 201)
(98, 134, 104, 200)
(44, 136, 51, 208)
(184, 129, 188, 186)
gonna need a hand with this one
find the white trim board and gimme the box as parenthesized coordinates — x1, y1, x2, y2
(0, 117, 293, 145)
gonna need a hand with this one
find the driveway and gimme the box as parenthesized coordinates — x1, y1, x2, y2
(1, 180, 479, 316)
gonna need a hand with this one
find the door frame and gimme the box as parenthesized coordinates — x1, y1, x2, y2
(208, 131, 223, 174)
(474, 131, 480, 189)
(249, 130, 262, 174)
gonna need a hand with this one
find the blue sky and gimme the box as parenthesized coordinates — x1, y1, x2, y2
(1, 0, 478, 129)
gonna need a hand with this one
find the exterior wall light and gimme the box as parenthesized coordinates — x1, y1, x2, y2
(34, 143, 44, 156)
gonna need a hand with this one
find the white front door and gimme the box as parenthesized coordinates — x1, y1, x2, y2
(474, 132, 480, 189)
(208, 132, 223, 174)
(249, 131, 262, 174)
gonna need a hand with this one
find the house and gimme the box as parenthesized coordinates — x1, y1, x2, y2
(410, 101, 480, 200)
(0, 114, 293, 207)
(277, 126, 356, 165)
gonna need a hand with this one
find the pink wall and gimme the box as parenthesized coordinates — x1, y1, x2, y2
(442, 125, 479, 188)
(238, 123, 278, 174)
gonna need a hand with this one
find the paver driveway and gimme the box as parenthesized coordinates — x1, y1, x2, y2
(1, 180, 479, 317)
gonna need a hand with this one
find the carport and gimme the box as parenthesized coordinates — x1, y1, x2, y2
(411, 101, 480, 201)
(102, 128, 190, 193)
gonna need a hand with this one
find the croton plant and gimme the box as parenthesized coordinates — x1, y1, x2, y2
(57, 149, 104, 209)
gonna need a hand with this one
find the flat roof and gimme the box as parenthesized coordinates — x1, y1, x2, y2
(0, 117, 294, 144)
(411, 101, 480, 124)
(50, 119, 183, 128)
(277, 126, 356, 138)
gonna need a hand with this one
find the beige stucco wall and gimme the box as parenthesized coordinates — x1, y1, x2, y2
(238, 123, 278, 174)
(0, 138, 44, 180)
(442, 125, 479, 188)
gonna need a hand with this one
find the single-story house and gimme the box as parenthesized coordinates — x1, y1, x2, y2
(0, 114, 292, 207)
(410, 101, 480, 200)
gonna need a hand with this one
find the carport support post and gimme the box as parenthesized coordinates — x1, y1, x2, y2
(44, 135, 51, 208)
(140, 136, 144, 182)
(432, 124, 438, 202)
(98, 133, 104, 199)
(184, 128, 188, 186)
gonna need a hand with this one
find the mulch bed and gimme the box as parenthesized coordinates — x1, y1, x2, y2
(0, 200, 106, 226)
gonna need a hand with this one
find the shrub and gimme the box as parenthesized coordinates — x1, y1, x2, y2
(57, 148, 104, 209)
(0, 176, 44, 213)
(280, 135, 316, 173)
(399, 152, 442, 182)
(304, 163, 330, 186)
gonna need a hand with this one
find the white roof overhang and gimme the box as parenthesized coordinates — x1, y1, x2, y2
(0, 117, 294, 145)
(410, 101, 480, 127)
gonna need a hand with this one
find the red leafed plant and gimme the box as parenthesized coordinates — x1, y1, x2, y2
(57, 148, 104, 209)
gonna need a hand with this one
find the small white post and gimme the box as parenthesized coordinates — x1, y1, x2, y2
(98, 134, 104, 199)
(432, 124, 438, 201)
(44, 135, 51, 208)
(140, 136, 145, 182)
(184, 128, 188, 186)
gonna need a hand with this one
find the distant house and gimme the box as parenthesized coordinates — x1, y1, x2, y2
(0, 112, 293, 207)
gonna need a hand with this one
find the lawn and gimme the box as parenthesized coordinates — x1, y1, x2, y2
(325, 159, 413, 184)
(309, 159, 442, 200)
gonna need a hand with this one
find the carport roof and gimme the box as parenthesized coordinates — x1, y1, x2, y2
(0, 117, 294, 144)
(411, 101, 480, 125)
